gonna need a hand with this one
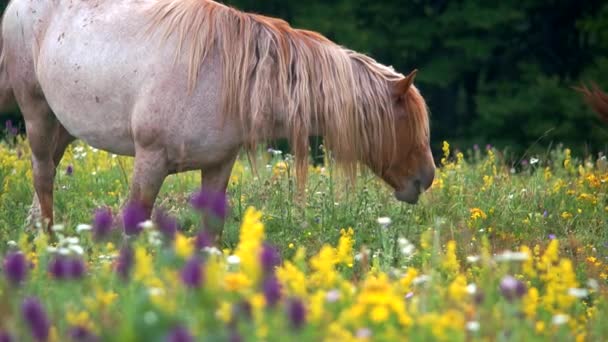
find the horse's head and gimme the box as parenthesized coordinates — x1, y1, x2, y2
(375, 70, 435, 204)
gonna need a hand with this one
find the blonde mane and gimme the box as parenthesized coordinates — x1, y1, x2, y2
(145, 0, 428, 184)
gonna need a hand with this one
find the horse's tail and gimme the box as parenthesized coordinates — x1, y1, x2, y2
(575, 83, 608, 124)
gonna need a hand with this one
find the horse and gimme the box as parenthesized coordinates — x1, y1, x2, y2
(0, 19, 16, 114)
(1, 0, 435, 240)
(576, 83, 608, 124)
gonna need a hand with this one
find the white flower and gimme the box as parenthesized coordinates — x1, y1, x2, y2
(51, 224, 65, 232)
(413, 275, 431, 285)
(148, 288, 164, 296)
(46, 246, 58, 253)
(567, 288, 589, 298)
(467, 255, 480, 263)
(466, 284, 477, 295)
(76, 224, 92, 233)
(552, 314, 569, 325)
(69, 245, 84, 255)
(139, 220, 155, 230)
(203, 247, 222, 256)
(7, 240, 17, 247)
(325, 290, 341, 303)
(377, 217, 392, 226)
(588, 279, 599, 291)
(466, 321, 480, 332)
(494, 250, 529, 262)
(58, 248, 71, 255)
(227, 255, 241, 265)
(65, 237, 80, 245)
(530, 157, 539, 165)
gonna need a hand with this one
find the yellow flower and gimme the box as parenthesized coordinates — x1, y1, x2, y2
(234, 207, 265, 286)
(336, 228, 355, 266)
(66, 310, 96, 333)
(276, 261, 308, 297)
(469, 208, 487, 221)
(310, 245, 338, 288)
(133, 246, 154, 283)
(522, 287, 539, 319)
(224, 272, 252, 292)
(441, 141, 450, 165)
(448, 274, 468, 302)
(442, 240, 460, 275)
(399, 267, 419, 293)
(272, 161, 289, 176)
(174, 233, 194, 260)
(216, 301, 232, 323)
(370, 305, 390, 323)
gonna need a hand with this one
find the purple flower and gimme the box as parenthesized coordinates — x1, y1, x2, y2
(21, 297, 50, 342)
(68, 326, 98, 342)
(0, 330, 13, 342)
(122, 201, 148, 236)
(5, 120, 18, 137)
(49, 256, 86, 280)
(49, 256, 68, 280)
(228, 331, 242, 342)
(3, 251, 28, 285)
(93, 207, 113, 240)
(66, 165, 74, 176)
(548, 234, 556, 240)
(180, 257, 203, 288)
(286, 298, 306, 330)
(165, 325, 193, 342)
(115, 245, 134, 280)
(260, 243, 280, 275)
(499, 275, 527, 301)
(521, 159, 529, 167)
(195, 230, 213, 250)
(263, 275, 282, 307)
(190, 188, 229, 219)
(473, 144, 479, 151)
(155, 208, 178, 240)
(486, 144, 492, 150)
(543, 210, 548, 219)
(67, 257, 86, 279)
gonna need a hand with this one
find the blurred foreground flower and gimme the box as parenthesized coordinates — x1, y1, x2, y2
(287, 298, 306, 330)
(165, 325, 193, 342)
(500, 275, 527, 301)
(122, 201, 148, 236)
(92, 207, 113, 240)
(3, 251, 28, 285)
(181, 257, 204, 288)
(190, 187, 229, 219)
(22, 297, 50, 342)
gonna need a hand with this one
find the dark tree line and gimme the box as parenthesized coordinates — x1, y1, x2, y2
(2, 0, 608, 159)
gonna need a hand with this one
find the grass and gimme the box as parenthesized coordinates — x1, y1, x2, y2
(0, 135, 607, 341)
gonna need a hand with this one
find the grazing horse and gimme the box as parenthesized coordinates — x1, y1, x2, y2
(0, 19, 16, 114)
(576, 83, 608, 124)
(1, 0, 435, 239)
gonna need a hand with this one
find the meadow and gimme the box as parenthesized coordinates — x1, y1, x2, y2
(1, 132, 607, 341)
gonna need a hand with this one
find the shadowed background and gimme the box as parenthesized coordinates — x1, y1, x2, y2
(2, 0, 608, 161)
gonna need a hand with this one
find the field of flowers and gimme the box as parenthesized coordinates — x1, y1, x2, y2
(1, 130, 608, 341)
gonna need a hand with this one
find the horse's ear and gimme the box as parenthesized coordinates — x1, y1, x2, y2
(394, 69, 417, 95)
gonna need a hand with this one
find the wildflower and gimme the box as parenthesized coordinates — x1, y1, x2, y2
(22, 297, 50, 342)
(448, 275, 468, 301)
(154, 208, 178, 240)
(190, 187, 229, 219)
(466, 321, 480, 332)
(260, 243, 281, 276)
(66, 165, 74, 176)
(560, 211, 573, 220)
(499, 275, 527, 301)
(336, 228, 355, 266)
(552, 314, 569, 325)
(234, 207, 265, 285)
(263, 275, 282, 307)
(180, 257, 203, 288)
(115, 245, 134, 280)
(522, 287, 539, 319)
(567, 288, 589, 298)
(174, 233, 194, 260)
(49, 256, 86, 280)
(224, 272, 252, 292)
(287, 298, 306, 330)
(469, 208, 487, 221)
(0, 331, 13, 342)
(67, 326, 98, 342)
(122, 201, 148, 236)
(133, 246, 153, 283)
(3, 251, 28, 285)
(442, 240, 459, 275)
(92, 208, 113, 240)
(376, 217, 392, 227)
(165, 325, 193, 342)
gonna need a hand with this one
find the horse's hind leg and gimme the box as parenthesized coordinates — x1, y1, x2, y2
(126, 146, 169, 222)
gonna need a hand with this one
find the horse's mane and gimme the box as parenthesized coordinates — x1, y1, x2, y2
(576, 83, 608, 124)
(145, 0, 428, 184)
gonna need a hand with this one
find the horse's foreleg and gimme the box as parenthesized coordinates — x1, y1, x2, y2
(127, 148, 168, 219)
(22, 101, 61, 233)
(200, 154, 238, 243)
(27, 125, 74, 230)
